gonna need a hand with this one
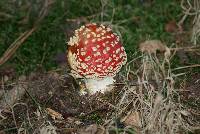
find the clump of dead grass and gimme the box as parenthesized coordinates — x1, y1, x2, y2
(179, 0, 200, 45)
(103, 42, 199, 133)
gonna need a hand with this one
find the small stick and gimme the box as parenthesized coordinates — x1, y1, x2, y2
(172, 64, 200, 71)
(0, 0, 54, 66)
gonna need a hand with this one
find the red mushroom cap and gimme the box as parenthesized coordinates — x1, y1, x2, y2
(67, 23, 127, 79)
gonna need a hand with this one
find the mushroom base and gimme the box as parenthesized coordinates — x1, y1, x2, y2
(83, 76, 115, 94)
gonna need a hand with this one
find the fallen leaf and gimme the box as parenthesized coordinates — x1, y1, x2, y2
(39, 122, 57, 134)
(180, 110, 190, 116)
(139, 40, 167, 53)
(74, 120, 83, 125)
(77, 124, 98, 134)
(121, 111, 141, 134)
(46, 108, 63, 120)
(122, 111, 141, 128)
(165, 21, 179, 33)
(66, 117, 76, 123)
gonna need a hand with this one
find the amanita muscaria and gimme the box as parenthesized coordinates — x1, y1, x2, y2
(67, 23, 127, 94)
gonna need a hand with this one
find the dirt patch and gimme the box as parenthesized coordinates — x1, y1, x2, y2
(0, 70, 117, 133)
(180, 73, 200, 121)
(0, 66, 199, 134)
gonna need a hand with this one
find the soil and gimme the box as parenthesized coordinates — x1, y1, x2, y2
(180, 73, 200, 122)
(0, 68, 119, 133)
(0, 64, 199, 134)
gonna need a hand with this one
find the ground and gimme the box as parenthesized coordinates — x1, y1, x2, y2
(0, 0, 200, 134)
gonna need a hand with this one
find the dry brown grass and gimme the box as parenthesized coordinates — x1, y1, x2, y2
(0, 0, 199, 133)
(179, 0, 200, 45)
(2, 53, 199, 134)
(102, 47, 200, 133)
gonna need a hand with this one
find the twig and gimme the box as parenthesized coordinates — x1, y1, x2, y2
(40, 43, 47, 65)
(172, 64, 200, 71)
(169, 46, 200, 51)
(66, 12, 101, 23)
(179, 0, 200, 45)
(0, 12, 13, 21)
(0, 0, 54, 66)
(0, 28, 36, 66)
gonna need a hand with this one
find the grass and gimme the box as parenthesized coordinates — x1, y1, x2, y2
(0, 0, 200, 133)
(0, 0, 184, 74)
(80, 113, 103, 124)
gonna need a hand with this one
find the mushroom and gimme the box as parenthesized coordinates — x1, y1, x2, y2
(67, 23, 127, 94)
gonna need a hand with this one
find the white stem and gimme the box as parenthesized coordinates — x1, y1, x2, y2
(84, 76, 115, 94)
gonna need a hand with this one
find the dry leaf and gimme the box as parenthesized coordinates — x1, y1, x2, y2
(165, 20, 183, 34)
(165, 21, 179, 33)
(139, 40, 171, 59)
(66, 117, 77, 124)
(77, 124, 98, 134)
(180, 110, 190, 116)
(122, 111, 141, 128)
(139, 40, 167, 54)
(46, 108, 63, 120)
(39, 123, 57, 134)
(74, 120, 83, 125)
